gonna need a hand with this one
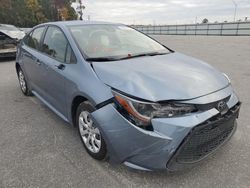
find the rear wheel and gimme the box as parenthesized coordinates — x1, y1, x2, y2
(76, 101, 107, 160)
(17, 68, 32, 96)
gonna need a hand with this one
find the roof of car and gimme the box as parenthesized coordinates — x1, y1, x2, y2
(39, 20, 122, 27)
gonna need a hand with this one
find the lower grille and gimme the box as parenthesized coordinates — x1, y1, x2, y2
(167, 102, 240, 170)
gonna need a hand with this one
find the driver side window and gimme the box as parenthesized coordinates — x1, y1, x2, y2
(42, 26, 76, 63)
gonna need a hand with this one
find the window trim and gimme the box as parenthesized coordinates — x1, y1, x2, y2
(23, 25, 47, 52)
(40, 25, 77, 64)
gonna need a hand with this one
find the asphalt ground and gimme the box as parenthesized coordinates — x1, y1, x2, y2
(0, 35, 250, 188)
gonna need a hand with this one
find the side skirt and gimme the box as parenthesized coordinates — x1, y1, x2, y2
(32, 90, 70, 124)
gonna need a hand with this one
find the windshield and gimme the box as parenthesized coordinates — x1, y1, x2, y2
(68, 24, 170, 60)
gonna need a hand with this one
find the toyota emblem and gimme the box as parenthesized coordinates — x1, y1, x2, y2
(217, 101, 227, 113)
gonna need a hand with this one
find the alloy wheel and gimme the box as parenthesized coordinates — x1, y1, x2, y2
(78, 111, 101, 153)
(18, 70, 27, 93)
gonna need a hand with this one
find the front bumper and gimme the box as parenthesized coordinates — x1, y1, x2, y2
(167, 102, 240, 171)
(0, 47, 16, 58)
(91, 86, 240, 171)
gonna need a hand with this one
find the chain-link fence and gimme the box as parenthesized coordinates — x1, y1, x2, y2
(133, 22, 250, 36)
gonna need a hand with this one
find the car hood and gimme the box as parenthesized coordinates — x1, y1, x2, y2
(92, 52, 229, 102)
(0, 30, 25, 40)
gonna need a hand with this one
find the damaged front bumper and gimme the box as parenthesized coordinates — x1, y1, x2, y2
(0, 32, 18, 58)
(91, 86, 240, 171)
(0, 47, 16, 58)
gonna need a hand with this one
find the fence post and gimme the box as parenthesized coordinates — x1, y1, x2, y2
(207, 24, 209, 35)
(236, 22, 239, 36)
(220, 23, 223, 36)
(195, 24, 197, 35)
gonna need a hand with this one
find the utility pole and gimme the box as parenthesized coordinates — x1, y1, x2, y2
(232, 0, 238, 22)
(76, 0, 85, 20)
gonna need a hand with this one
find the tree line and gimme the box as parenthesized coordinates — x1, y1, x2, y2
(0, 0, 77, 27)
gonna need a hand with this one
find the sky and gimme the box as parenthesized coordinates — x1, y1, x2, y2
(72, 0, 250, 25)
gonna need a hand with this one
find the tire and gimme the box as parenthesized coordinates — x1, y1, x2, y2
(76, 101, 107, 160)
(17, 68, 33, 96)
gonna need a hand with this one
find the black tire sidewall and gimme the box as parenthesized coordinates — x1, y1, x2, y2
(76, 101, 107, 160)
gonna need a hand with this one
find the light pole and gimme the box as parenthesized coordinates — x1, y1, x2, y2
(232, 0, 238, 22)
(76, 0, 85, 20)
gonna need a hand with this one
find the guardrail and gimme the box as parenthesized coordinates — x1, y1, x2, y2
(133, 22, 250, 36)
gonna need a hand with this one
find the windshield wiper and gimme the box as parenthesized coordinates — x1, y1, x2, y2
(120, 52, 169, 60)
(85, 57, 121, 62)
(86, 52, 169, 62)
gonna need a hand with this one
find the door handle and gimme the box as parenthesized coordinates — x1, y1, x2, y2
(36, 59, 41, 65)
(55, 64, 65, 70)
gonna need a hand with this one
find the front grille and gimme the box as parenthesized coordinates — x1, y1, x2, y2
(167, 102, 240, 169)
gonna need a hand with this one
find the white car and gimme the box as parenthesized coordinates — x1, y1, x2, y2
(0, 24, 25, 58)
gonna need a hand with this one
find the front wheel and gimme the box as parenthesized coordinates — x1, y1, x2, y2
(76, 101, 107, 160)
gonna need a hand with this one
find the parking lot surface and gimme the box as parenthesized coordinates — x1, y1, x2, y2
(0, 36, 250, 188)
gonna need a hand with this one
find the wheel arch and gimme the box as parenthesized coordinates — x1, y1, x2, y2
(15, 62, 21, 73)
(71, 95, 89, 127)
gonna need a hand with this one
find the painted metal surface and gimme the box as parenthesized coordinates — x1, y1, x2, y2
(0, 30, 25, 40)
(93, 52, 229, 102)
(91, 88, 238, 170)
(0, 24, 25, 40)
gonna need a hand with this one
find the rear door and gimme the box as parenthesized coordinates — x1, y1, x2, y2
(21, 26, 46, 93)
(39, 26, 76, 116)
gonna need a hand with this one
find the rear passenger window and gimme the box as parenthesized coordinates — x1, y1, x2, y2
(42, 26, 68, 62)
(26, 27, 45, 50)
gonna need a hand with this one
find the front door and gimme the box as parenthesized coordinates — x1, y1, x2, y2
(39, 26, 70, 116)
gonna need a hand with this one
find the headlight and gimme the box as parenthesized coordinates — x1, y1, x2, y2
(113, 91, 197, 127)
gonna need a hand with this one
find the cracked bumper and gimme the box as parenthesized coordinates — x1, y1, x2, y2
(91, 86, 240, 171)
